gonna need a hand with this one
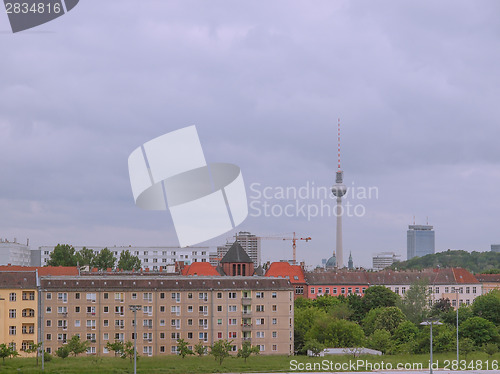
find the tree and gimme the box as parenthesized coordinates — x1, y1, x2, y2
(441, 305, 473, 325)
(314, 295, 341, 312)
(363, 286, 400, 311)
(47, 244, 78, 266)
(75, 247, 96, 269)
(329, 303, 353, 320)
(460, 316, 500, 346)
(362, 307, 406, 336)
(303, 339, 324, 357)
(24, 342, 42, 366)
(459, 338, 475, 359)
(176, 338, 194, 358)
(93, 248, 116, 270)
(472, 290, 500, 325)
(122, 341, 136, 362)
(106, 341, 124, 357)
(0, 344, 13, 363)
(398, 281, 430, 324)
(237, 341, 260, 362)
(306, 318, 365, 348)
(117, 250, 141, 271)
(67, 335, 89, 357)
(294, 297, 314, 309)
(368, 329, 392, 354)
(294, 306, 327, 353)
(209, 339, 233, 365)
(392, 321, 418, 346)
(347, 293, 368, 323)
(430, 298, 452, 316)
(56, 345, 70, 359)
(194, 342, 207, 357)
(483, 342, 498, 357)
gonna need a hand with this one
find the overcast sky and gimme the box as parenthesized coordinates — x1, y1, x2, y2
(1, 1, 500, 268)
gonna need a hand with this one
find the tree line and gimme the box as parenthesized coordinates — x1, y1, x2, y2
(389, 249, 500, 273)
(295, 285, 500, 357)
(47, 244, 141, 271)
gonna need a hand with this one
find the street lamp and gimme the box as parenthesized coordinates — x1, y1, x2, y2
(129, 305, 142, 374)
(420, 320, 443, 374)
(455, 289, 459, 364)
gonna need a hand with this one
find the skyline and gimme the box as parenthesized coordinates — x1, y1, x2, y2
(1, 1, 500, 268)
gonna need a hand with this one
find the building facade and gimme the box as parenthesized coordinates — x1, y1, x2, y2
(305, 272, 369, 299)
(0, 239, 31, 266)
(40, 276, 293, 357)
(0, 271, 37, 356)
(367, 268, 481, 308)
(37, 246, 213, 270)
(372, 252, 400, 271)
(407, 225, 435, 260)
(475, 274, 500, 294)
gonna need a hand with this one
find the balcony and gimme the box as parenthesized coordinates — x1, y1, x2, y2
(241, 298, 252, 306)
(241, 323, 253, 331)
(242, 337, 251, 343)
(242, 311, 252, 316)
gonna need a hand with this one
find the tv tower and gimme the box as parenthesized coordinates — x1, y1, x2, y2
(331, 118, 347, 268)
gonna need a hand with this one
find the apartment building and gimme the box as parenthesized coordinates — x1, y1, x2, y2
(37, 246, 213, 270)
(40, 276, 294, 357)
(305, 271, 369, 299)
(0, 271, 37, 356)
(367, 268, 481, 308)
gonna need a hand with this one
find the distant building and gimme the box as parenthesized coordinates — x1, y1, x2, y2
(0, 239, 31, 266)
(325, 253, 336, 269)
(407, 225, 435, 260)
(265, 261, 307, 298)
(475, 273, 500, 294)
(348, 252, 354, 270)
(214, 232, 261, 267)
(491, 244, 500, 253)
(38, 245, 212, 270)
(372, 252, 400, 270)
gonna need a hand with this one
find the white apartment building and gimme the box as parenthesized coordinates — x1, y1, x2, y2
(372, 252, 400, 270)
(213, 232, 261, 267)
(38, 246, 214, 270)
(0, 238, 31, 266)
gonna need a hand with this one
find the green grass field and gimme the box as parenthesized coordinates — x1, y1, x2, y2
(1, 352, 499, 373)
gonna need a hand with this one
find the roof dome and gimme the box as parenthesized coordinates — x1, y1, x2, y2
(325, 255, 336, 268)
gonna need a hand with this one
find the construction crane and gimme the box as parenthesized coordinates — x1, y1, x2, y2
(259, 232, 311, 265)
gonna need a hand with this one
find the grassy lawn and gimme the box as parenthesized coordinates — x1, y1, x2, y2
(0, 352, 499, 373)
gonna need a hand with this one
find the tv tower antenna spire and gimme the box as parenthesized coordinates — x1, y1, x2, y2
(332, 118, 347, 268)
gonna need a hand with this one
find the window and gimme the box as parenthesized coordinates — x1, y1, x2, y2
(57, 306, 67, 314)
(46, 306, 52, 313)
(228, 305, 237, 312)
(402, 287, 406, 294)
(472, 287, 477, 294)
(256, 292, 264, 298)
(355, 287, 360, 293)
(348, 287, 352, 294)
(256, 331, 264, 338)
(187, 319, 193, 326)
(75, 306, 80, 313)
(22, 308, 35, 317)
(272, 331, 277, 338)
(187, 332, 193, 339)
(256, 305, 264, 312)
(318, 288, 323, 294)
(228, 292, 236, 299)
(160, 332, 165, 339)
(340, 287, 345, 294)
(143, 293, 153, 302)
(445, 287, 449, 293)
(9, 293, 16, 301)
(160, 306, 165, 312)
(86, 293, 96, 302)
(75, 320, 81, 327)
(217, 319, 222, 325)
(333, 288, 338, 294)
(171, 292, 180, 302)
(394, 287, 400, 294)
(46, 320, 52, 327)
(187, 292, 193, 299)
(22, 291, 35, 300)
(258, 345, 265, 352)
(9, 309, 16, 318)
(272, 292, 277, 298)
(131, 293, 137, 300)
(199, 332, 208, 342)
(160, 319, 165, 326)
(217, 292, 222, 299)
(46, 293, 52, 300)
(466, 287, 470, 294)
(325, 288, 330, 294)
(115, 292, 124, 301)
(310, 287, 315, 294)
(228, 318, 237, 325)
(272, 344, 277, 351)
(46, 333, 51, 340)
(217, 306, 222, 312)
(272, 318, 277, 325)
(9, 326, 16, 335)
(199, 292, 208, 301)
(228, 332, 237, 339)
(256, 318, 264, 325)
(144, 332, 153, 341)
(87, 306, 96, 314)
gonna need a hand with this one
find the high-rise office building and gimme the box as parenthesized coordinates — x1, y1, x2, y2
(407, 225, 435, 260)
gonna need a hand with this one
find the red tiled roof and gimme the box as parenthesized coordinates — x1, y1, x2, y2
(305, 271, 369, 285)
(453, 268, 480, 284)
(0, 265, 79, 276)
(475, 274, 500, 283)
(265, 262, 305, 284)
(0, 271, 37, 289)
(181, 262, 220, 276)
